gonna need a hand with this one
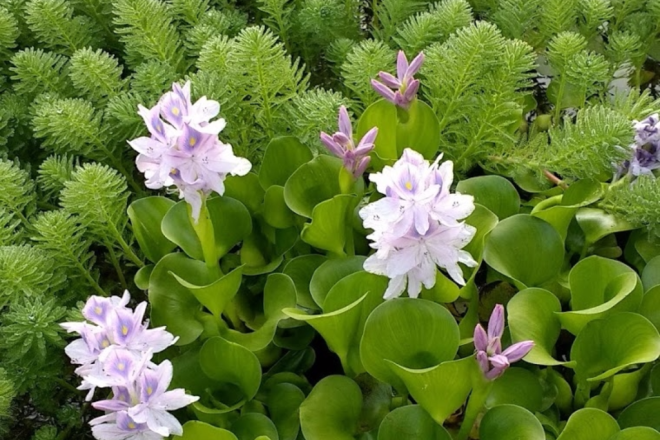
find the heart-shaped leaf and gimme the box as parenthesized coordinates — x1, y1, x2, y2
(301, 194, 356, 256)
(259, 136, 313, 189)
(300, 376, 362, 440)
(643, 256, 660, 292)
(231, 413, 280, 440)
(483, 214, 564, 288)
(479, 405, 545, 440)
(181, 421, 239, 440)
(267, 383, 305, 440)
(576, 208, 634, 245)
(619, 397, 660, 431)
(641, 285, 660, 331)
(225, 173, 265, 215)
(171, 266, 242, 318)
(263, 185, 296, 229)
(360, 298, 460, 393)
(456, 176, 520, 219)
(486, 368, 544, 413)
(377, 405, 451, 440)
(310, 256, 367, 308)
(127, 196, 176, 262)
(283, 255, 327, 310)
(556, 408, 619, 440)
(284, 155, 342, 218)
(609, 428, 660, 440)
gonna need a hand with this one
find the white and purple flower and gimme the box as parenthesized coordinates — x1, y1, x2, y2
(371, 51, 424, 109)
(360, 148, 477, 299)
(129, 82, 251, 222)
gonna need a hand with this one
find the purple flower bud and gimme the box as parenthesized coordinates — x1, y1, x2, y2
(371, 79, 397, 104)
(473, 324, 488, 352)
(397, 51, 409, 81)
(371, 51, 424, 109)
(378, 71, 401, 89)
(488, 305, 505, 340)
(407, 52, 425, 78)
(501, 341, 535, 363)
(338, 106, 352, 138)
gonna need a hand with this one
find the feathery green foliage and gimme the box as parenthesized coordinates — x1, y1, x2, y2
(341, 39, 395, 108)
(10, 49, 71, 98)
(69, 48, 125, 103)
(604, 176, 660, 235)
(0, 7, 19, 63)
(0, 368, 14, 436)
(37, 154, 77, 202)
(0, 159, 35, 226)
(0, 245, 65, 306)
(374, 0, 427, 41)
(285, 89, 349, 151)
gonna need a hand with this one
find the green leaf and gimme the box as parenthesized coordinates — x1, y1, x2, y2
(284, 155, 342, 218)
(357, 99, 397, 167)
(162, 197, 252, 261)
(149, 253, 210, 345)
(284, 271, 386, 376)
(608, 366, 650, 411)
(181, 421, 239, 440)
(619, 397, 660, 431)
(386, 357, 477, 424)
(128, 196, 176, 262)
(360, 298, 460, 394)
(641, 285, 660, 331)
(300, 376, 362, 440)
(301, 195, 355, 255)
(225, 173, 265, 215)
(571, 313, 660, 382)
(460, 204, 499, 298)
(531, 195, 577, 242)
(171, 266, 242, 318)
(377, 405, 452, 440)
(456, 176, 520, 219)
(259, 136, 313, 189)
(310, 256, 366, 308)
(609, 428, 660, 440)
(576, 208, 635, 245)
(562, 179, 604, 206)
(486, 368, 544, 413)
(643, 256, 660, 292)
(558, 256, 644, 335)
(134, 264, 153, 290)
(199, 336, 262, 404)
(231, 413, 280, 440)
(479, 405, 545, 440)
(556, 408, 620, 440)
(263, 186, 296, 229)
(267, 383, 305, 440)
(507, 288, 566, 366)
(420, 271, 460, 303)
(483, 214, 564, 288)
(283, 255, 327, 310)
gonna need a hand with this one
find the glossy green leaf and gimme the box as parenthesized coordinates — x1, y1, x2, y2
(284, 155, 342, 218)
(259, 136, 313, 189)
(309, 256, 366, 308)
(608, 366, 650, 411)
(456, 176, 520, 219)
(231, 413, 279, 440)
(558, 256, 644, 335)
(360, 298, 460, 393)
(460, 204, 499, 298)
(171, 266, 242, 318)
(483, 214, 564, 287)
(486, 368, 544, 413)
(285, 271, 386, 375)
(263, 186, 295, 229)
(225, 173, 265, 215)
(387, 357, 476, 424)
(562, 179, 604, 206)
(267, 383, 305, 440)
(134, 264, 153, 290)
(531, 195, 577, 242)
(556, 408, 619, 440)
(609, 428, 660, 440)
(571, 313, 660, 382)
(619, 397, 660, 430)
(643, 256, 660, 291)
(377, 405, 451, 440)
(479, 405, 545, 440)
(128, 196, 176, 262)
(300, 376, 362, 440)
(641, 285, 660, 331)
(240, 225, 297, 275)
(420, 270, 460, 303)
(357, 99, 398, 167)
(199, 336, 262, 404)
(181, 421, 239, 440)
(395, 99, 441, 160)
(507, 288, 565, 365)
(149, 253, 210, 345)
(283, 255, 326, 310)
(162, 197, 252, 261)
(576, 208, 635, 245)
(301, 195, 355, 255)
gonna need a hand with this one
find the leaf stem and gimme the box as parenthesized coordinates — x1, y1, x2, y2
(190, 197, 223, 278)
(457, 379, 493, 440)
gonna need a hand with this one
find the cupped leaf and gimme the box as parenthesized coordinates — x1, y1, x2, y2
(284, 271, 386, 376)
(263, 186, 296, 229)
(199, 336, 262, 404)
(284, 155, 342, 218)
(299, 376, 362, 440)
(135, 264, 153, 290)
(507, 288, 565, 366)
(486, 368, 544, 413)
(241, 224, 297, 275)
(310, 256, 366, 308)
(556, 408, 620, 440)
(456, 176, 520, 219)
(283, 255, 327, 310)
(531, 196, 577, 242)
(619, 397, 660, 430)
(360, 298, 460, 393)
(172, 266, 242, 318)
(483, 214, 564, 288)
(225, 173, 265, 215)
(181, 421, 239, 440)
(459, 204, 499, 298)
(571, 313, 660, 382)
(608, 366, 650, 411)
(641, 285, 660, 331)
(643, 256, 660, 292)
(377, 405, 451, 440)
(301, 194, 355, 255)
(609, 427, 660, 440)
(128, 196, 176, 262)
(562, 179, 605, 206)
(259, 136, 313, 189)
(479, 405, 545, 440)
(387, 356, 477, 424)
(267, 383, 305, 440)
(231, 413, 280, 440)
(576, 208, 635, 245)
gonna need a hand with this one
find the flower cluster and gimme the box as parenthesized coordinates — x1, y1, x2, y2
(617, 114, 660, 179)
(474, 305, 534, 380)
(320, 106, 378, 178)
(129, 82, 252, 221)
(360, 149, 478, 299)
(371, 51, 424, 109)
(62, 291, 198, 440)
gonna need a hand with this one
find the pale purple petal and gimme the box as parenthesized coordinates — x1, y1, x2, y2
(338, 106, 352, 138)
(396, 51, 409, 81)
(406, 52, 425, 78)
(501, 341, 534, 363)
(371, 79, 397, 104)
(378, 71, 401, 89)
(321, 132, 344, 157)
(488, 305, 505, 340)
(473, 325, 488, 352)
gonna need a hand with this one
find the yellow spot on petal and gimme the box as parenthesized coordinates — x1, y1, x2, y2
(147, 386, 153, 395)
(405, 181, 413, 190)
(172, 107, 180, 116)
(128, 422, 136, 430)
(122, 325, 128, 336)
(94, 307, 102, 315)
(170, 168, 177, 175)
(118, 363, 125, 371)
(102, 340, 110, 348)
(189, 137, 197, 146)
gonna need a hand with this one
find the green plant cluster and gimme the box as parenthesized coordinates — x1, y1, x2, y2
(1, 0, 660, 438)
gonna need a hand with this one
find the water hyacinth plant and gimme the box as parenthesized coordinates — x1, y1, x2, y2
(2, 0, 660, 438)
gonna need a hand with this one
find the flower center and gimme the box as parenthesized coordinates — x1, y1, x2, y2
(405, 181, 413, 190)
(95, 307, 102, 315)
(128, 422, 136, 430)
(147, 386, 153, 395)
(172, 107, 180, 116)
(118, 362, 125, 371)
(121, 325, 129, 336)
(189, 137, 197, 147)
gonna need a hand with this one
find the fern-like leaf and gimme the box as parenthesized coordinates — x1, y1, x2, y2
(341, 39, 395, 108)
(10, 48, 71, 98)
(69, 48, 125, 103)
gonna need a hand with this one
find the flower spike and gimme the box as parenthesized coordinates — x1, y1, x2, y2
(371, 51, 425, 109)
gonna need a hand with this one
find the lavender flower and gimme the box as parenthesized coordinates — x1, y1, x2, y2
(616, 114, 660, 179)
(360, 148, 477, 299)
(474, 305, 534, 380)
(63, 292, 197, 440)
(320, 106, 378, 178)
(371, 51, 424, 109)
(129, 81, 251, 222)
